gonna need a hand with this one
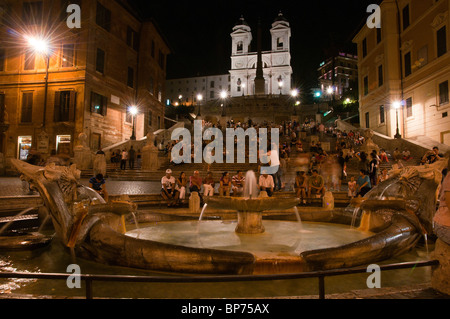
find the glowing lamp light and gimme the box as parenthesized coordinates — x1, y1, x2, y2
(291, 89, 299, 97)
(327, 86, 334, 95)
(392, 101, 402, 109)
(128, 106, 138, 116)
(26, 36, 50, 55)
(197, 94, 203, 101)
(220, 90, 228, 99)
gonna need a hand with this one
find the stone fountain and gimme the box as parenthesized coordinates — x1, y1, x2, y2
(6, 157, 449, 276)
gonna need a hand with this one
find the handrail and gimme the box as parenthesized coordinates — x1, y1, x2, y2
(0, 260, 439, 299)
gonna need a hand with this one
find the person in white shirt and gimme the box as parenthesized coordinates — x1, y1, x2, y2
(161, 169, 179, 207)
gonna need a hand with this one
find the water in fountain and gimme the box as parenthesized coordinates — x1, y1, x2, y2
(243, 170, 259, 199)
(131, 212, 141, 238)
(0, 207, 37, 235)
(351, 207, 360, 229)
(198, 203, 208, 221)
(293, 206, 303, 231)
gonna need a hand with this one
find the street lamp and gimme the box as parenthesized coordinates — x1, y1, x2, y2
(392, 101, 402, 139)
(196, 93, 203, 117)
(277, 75, 283, 95)
(220, 90, 228, 116)
(27, 35, 51, 128)
(128, 105, 138, 140)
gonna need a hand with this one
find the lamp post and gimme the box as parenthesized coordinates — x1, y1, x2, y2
(196, 93, 203, 117)
(393, 101, 402, 139)
(220, 90, 227, 116)
(27, 36, 50, 128)
(277, 75, 283, 95)
(129, 106, 138, 140)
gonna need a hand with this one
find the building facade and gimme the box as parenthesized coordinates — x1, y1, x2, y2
(0, 0, 169, 165)
(165, 12, 294, 107)
(318, 52, 358, 100)
(229, 13, 292, 97)
(353, 0, 450, 145)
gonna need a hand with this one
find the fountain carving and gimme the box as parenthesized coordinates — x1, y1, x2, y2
(6, 157, 448, 275)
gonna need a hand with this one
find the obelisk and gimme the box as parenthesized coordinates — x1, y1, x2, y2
(254, 19, 265, 96)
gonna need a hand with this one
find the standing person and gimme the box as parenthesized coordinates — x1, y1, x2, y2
(268, 142, 282, 191)
(219, 172, 231, 196)
(176, 172, 187, 200)
(259, 171, 275, 197)
(128, 146, 136, 169)
(203, 171, 215, 197)
(89, 173, 109, 202)
(356, 169, 372, 197)
(294, 171, 307, 205)
(347, 176, 357, 199)
(434, 157, 450, 245)
(120, 149, 128, 170)
(307, 169, 325, 201)
(369, 152, 378, 187)
(161, 169, 179, 207)
(232, 170, 245, 196)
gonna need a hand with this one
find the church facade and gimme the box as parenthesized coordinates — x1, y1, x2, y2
(165, 12, 293, 105)
(229, 13, 293, 97)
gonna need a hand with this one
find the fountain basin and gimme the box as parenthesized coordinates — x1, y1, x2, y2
(205, 197, 300, 234)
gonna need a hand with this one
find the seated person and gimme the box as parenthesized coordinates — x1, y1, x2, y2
(357, 169, 372, 197)
(294, 171, 307, 204)
(379, 149, 389, 163)
(89, 173, 109, 202)
(203, 171, 215, 197)
(219, 172, 232, 196)
(189, 170, 203, 196)
(232, 170, 245, 196)
(307, 169, 325, 200)
(161, 169, 180, 207)
(402, 149, 412, 161)
(259, 170, 275, 197)
(421, 147, 442, 165)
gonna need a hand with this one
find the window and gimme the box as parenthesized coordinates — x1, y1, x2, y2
(54, 91, 76, 122)
(90, 91, 107, 116)
(22, 1, 43, 25)
(363, 76, 369, 95)
(61, 44, 75, 68)
(149, 76, 154, 95)
(277, 37, 284, 49)
(365, 112, 370, 129)
(404, 52, 412, 77)
(157, 115, 161, 130)
(237, 41, 243, 53)
(24, 51, 35, 70)
(96, 48, 105, 73)
(406, 97, 413, 118)
(148, 110, 153, 126)
(376, 27, 382, 44)
(210, 91, 214, 99)
(379, 105, 385, 124)
(21, 92, 33, 123)
(378, 65, 383, 87)
(127, 67, 134, 88)
(0, 48, 5, 71)
(158, 50, 165, 69)
(437, 26, 447, 58)
(402, 5, 410, 30)
(362, 38, 367, 58)
(127, 26, 139, 51)
(96, 1, 111, 32)
(439, 80, 449, 106)
(0, 93, 5, 123)
(210, 81, 215, 88)
(125, 109, 132, 124)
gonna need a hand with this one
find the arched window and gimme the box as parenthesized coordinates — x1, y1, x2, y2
(277, 37, 284, 49)
(237, 41, 243, 53)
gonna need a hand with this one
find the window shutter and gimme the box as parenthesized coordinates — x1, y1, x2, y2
(54, 91, 61, 122)
(101, 95, 108, 116)
(69, 91, 77, 121)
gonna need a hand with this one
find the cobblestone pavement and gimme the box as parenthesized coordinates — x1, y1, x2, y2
(0, 177, 162, 196)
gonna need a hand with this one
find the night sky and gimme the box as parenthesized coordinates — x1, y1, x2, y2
(133, 0, 380, 88)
